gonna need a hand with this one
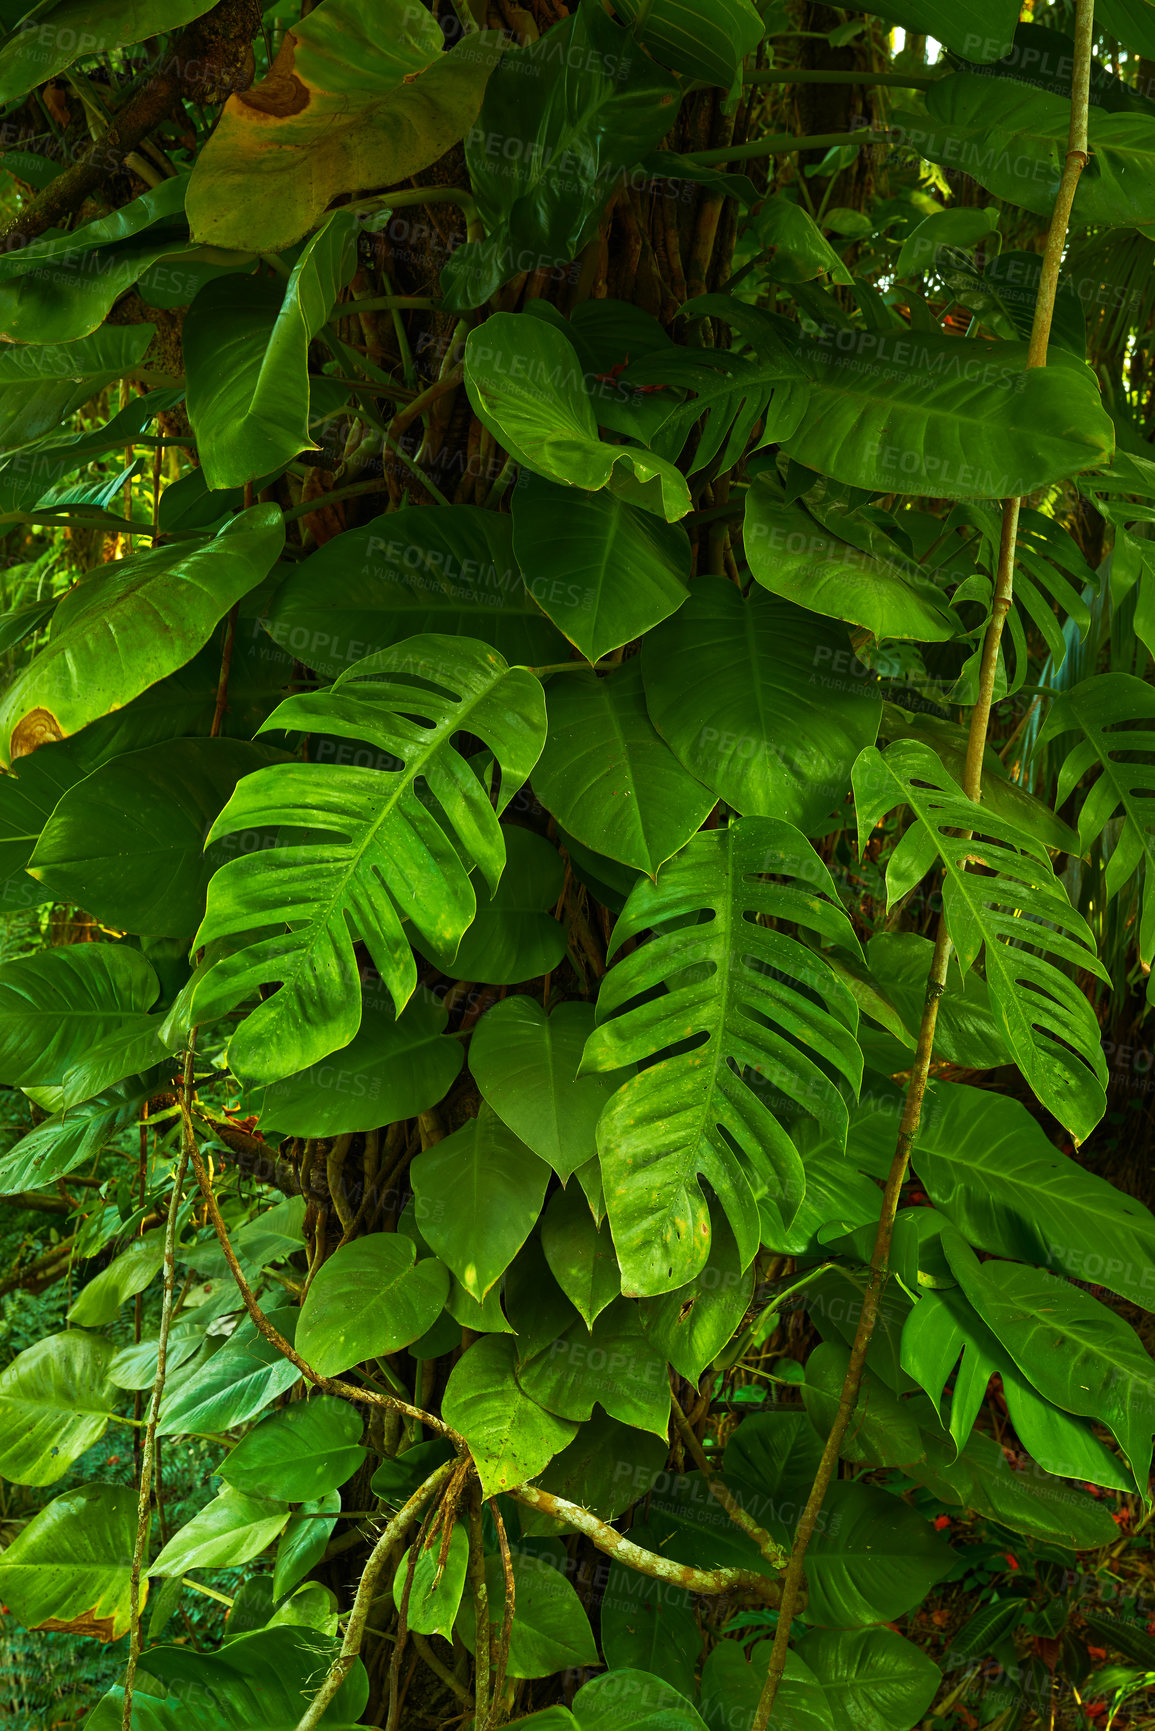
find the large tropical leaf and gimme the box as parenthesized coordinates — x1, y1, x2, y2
(0, 1332, 116, 1486)
(777, 326, 1112, 498)
(912, 1080, 1155, 1308)
(186, 0, 503, 252)
(463, 315, 691, 522)
(0, 505, 284, 765)
(743, 483, 959, 642)
(899, 72, 1155, 229)
(942, 1231, 1155, 1492)
(1037, 671, 1155, 984)
(532, 663, 715, 877)
(0, 1483, 139, 1641)
(0, 178, 194, 345)
(0, 944, 159, 1088)
(28, 738, 282, 938)
(184, 213, 359, 490)
(853, 740, 1108, 1141)
(641, 578, 881, 834)
(468, 996, 634, 1181)
(511, 473, 691, 661)
(581, 818, 863, 1295)
(609, 0, 763, 85)
(191, 635, 546, 1083)
(0, 327, 156, 456)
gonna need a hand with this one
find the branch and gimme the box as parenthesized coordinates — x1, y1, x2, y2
(750, 7, 1097, 1723)
(292, 1461, 456, 1731)
(670, 1392, 787, 1571)
(509, 1485, 783, 1605)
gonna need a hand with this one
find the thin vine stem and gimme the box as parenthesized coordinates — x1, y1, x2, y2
(121, 1046, 193, 1730)
(750, 5, 1096, 1722)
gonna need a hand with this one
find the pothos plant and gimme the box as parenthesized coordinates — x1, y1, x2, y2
(0, 0, 1151, 1725)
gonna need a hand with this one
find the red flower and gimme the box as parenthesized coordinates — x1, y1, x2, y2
(933, 1514, 952, 1530)
(1004, 1553, 1020, 1571)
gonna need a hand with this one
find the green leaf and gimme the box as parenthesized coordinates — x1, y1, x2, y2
(642, 579, 881, 832)
(411, 1104, 550, 1300)
(0, 1076, 158, 1195)
(187, 2, 503, 253)
(915, 1424, 1119, 1549)
(912, 1081, 1155, 1310)
(801, 1341, 925, 1468)
(860, 934, 1011, 1069)
(0, 0, 219, 104)
(905, 73, 1155, 229)
(151, 1486, 290, 1576)
(582, 818, 863, 1295)
(600, 1575, 700, 1703)
(443, 7, 679, 308)
(28, 738, 282, 939)
(0, 505, 284, 765)
(626, 341, 809, 476)
(942, 1230, 1155, 1492)
(469, 996, 634, 1180)
(193, 635, 546, 1082)
(108, 1324, 205, 1392)
(295, 1234, 450, 1375)
(0, 943, 158, 1087)
(793, 1626, 942, 1731)
(184, 213, 358, 490)
(1037, 671, 1155, 978)
(512, 473, 690, 661)
(463, 314, 691, 521)
(852, 740, 1108, 1141)
(157, 1310, 304, 1435)
(571, 1670, 709, 1731)
(0, 326, 156, 455)
(744, 194, 854, 285)
(217, 1395, 366, 1502)
(67, 1229, 166, 1328)
(0, 179, 194, 345)
(637, 1210, 753, 1383)
(0, 1482, 138, 1640)
(273, 1491, 341, 1600)
(441, 1334, 578, 1497)
(533, 663, 714, 877)
(0, 1331, 115, 1486)
(743, 484, 958, 642)
(748, 1474, 952, 1625)
(779, 327, 1112, 498)
(416, 823, 566, 985)
(895, 206, 1001, 279)
(701, 1643, 833, 1731)
(394, 1523, 468, 1639)
(264, 504, 564, 678)
(455, 1548, 598, 1678)
(137, 1626, 369, 1729)
(609, 0, 762, 85)
(539, 1184, 620, 1328)
(241, 990, 463, 1137)
(516, 1297, 672, 1437)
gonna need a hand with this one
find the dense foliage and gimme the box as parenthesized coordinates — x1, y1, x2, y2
(0, 0, 1153, 1726)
